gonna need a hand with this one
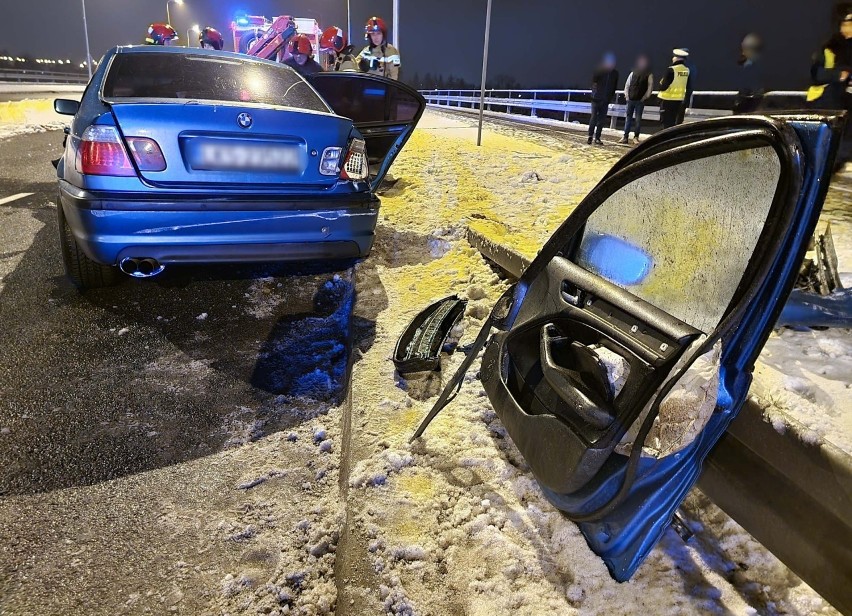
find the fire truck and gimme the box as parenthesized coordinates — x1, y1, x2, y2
(230, 13, 325, 64)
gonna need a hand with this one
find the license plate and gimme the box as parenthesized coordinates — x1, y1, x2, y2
(193, 142, 301, 172)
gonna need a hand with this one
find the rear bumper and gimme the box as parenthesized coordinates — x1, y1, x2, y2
(59, 182, 380, 266)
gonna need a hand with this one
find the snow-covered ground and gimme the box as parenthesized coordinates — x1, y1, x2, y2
(336, 110, 843, 614)
(1, 110, 846, 615)
(0, 97, 69, 139)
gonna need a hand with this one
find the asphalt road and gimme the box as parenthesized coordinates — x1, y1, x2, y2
(0, 129, 356, 497)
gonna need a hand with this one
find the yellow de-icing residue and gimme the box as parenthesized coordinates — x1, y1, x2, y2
(349, 111, 614, 559)
(389, 471, 441, 541)
(396, 472, 438, 500)
(633, 195, 724, 307)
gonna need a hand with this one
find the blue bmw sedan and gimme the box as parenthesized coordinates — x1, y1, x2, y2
(54, 45, 424, 289)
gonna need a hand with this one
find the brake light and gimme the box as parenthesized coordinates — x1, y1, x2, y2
(76, 125, 134, 176)
(341, 139, 368, 181)
(126, 137, 167, 172)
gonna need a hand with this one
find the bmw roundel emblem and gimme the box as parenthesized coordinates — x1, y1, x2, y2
(237, 112, 253, 129)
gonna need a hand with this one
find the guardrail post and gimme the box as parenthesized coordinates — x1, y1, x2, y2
(609, 94, 618, 130)
(531, 92, 537, 118)
(564, 92, 570, 122)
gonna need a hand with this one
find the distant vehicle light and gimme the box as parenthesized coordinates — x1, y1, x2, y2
(577, 233, 653, 286)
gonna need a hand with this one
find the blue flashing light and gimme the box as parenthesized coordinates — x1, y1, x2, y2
(236, 17, 249, 26)
(363, 88, 385, 97)
(577, 233, 653, 286)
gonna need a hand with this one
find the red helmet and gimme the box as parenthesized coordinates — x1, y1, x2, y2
(365, 16, 387, 40)
(145, 23, 178, 45)
(199, 26, 224, 50)
(320, 26, 347, 53)
(287, 34, 313, 56)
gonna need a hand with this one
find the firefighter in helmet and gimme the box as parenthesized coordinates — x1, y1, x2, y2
(284, 34, 324, 77)
(199, 27, 224, 51)
(357, 17, 400, 80)
(145, 23, 178, 46)
(320, 26, 359, 72)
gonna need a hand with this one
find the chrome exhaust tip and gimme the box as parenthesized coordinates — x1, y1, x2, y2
(119, 257, 165, 278)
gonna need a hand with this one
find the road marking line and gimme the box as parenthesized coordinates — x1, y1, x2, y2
(0, 192, 34, 206)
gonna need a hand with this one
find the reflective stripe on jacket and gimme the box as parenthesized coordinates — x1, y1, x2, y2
(357, 43, 400, 80)
(807, 48, 836, 102)
(658, 64, 690, 101)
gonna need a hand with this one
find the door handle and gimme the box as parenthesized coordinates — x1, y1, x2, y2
(561, 281, 584, 306)
(539, 325, 616, 430)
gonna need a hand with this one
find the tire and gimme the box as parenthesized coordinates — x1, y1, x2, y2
(57, 201, 121, 290)
(239, 32, 259, 54)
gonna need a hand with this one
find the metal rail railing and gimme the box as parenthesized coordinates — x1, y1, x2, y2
(0, 69, 89, 85)
(421, 88, 809, 127)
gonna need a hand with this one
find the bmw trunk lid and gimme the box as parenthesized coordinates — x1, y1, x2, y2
(109, 103, 353, 189)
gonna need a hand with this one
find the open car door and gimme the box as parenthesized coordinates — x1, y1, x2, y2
(414, 114, 843, 581)
(309, 73, 425, 192)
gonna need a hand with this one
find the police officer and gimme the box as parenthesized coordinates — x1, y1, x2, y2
(199, 26, 224, 51)
(657, 49, 691, 129)
(808, 12, 852, 169)
(357, 17, 400, 80)
(145, 23, 178, 46)
(284, 34, 324, 77)
(320, 26, 360, 72)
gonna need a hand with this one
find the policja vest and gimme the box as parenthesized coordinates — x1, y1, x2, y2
(659, 64, 690, 101)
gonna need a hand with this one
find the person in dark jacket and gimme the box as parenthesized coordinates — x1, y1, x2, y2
(284, 34, 324, 77)
(807, 12, 852, 170)
(658, 49, 691, 129)
(619, 54, 654, 144)
(588, 52, 619, 145)
(733, 33, 766, 114)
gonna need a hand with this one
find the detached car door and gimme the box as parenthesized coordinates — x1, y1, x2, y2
(478, 115, 842, 580)
(309, 73, 425, 191)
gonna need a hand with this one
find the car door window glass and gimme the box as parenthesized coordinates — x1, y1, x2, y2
(575, 147, 780, 332)
(310, 77, 421, 123)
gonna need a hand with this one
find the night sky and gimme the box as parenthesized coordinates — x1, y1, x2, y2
(4, 0, 842, 90)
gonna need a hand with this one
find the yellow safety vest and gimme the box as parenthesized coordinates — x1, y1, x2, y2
(807, 48, 836, 102)
(658, 64, 690, 101)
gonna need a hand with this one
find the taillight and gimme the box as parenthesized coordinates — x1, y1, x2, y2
(341, 139, 368, 181)
(126, 137, 166, 171)
(76, 125, 135, 176)
(319, 147, 343, 176)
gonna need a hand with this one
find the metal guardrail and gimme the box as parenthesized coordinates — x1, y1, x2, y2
(465, 225, 852, 614)
(421, 88, 809, 127)
(0, 69, 89, 85)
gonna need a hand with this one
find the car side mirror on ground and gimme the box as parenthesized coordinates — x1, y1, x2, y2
(54, 99, 80, 116)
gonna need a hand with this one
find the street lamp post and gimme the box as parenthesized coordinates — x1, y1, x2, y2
(166, 0, 183, 26)
(476, 0, 493, 146)
(346, 0, 351, 45)
(392, 0, 399, 49)
(187, 24, 200, 47)
(81, 0, 92, 79)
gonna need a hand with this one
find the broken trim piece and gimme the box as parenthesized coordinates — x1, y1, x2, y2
(393, 295, 467, 374)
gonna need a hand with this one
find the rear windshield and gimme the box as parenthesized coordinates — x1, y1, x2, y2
(102, 52, 330, 113)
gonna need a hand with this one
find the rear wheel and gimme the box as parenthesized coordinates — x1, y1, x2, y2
(57, 202, 121, 290)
